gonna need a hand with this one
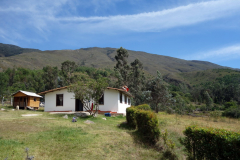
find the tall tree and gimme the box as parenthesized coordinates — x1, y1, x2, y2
(146, 71, 172, 113)
(204, 90, 213, 111)
(61, 60, 77, 85)
(114, 47, 130, 87)
(128, 59, 146, 105)
(0, 72, 8, 100)
(43, 66, 59, 90)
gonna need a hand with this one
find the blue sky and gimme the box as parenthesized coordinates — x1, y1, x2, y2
(1, 0, 240, 69)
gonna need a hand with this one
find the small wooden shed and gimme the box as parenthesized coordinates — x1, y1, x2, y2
(12, 90, 42, 110)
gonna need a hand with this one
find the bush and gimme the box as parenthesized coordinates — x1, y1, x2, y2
(126, 104, 151, 128)
(135, 104, 151, 110)
(126, 107, 137, 128)
(222, 107, 240, 118)
(180, 125, 240, 160)
(224, 101, 237, 110)
(135, 110, 160, 144)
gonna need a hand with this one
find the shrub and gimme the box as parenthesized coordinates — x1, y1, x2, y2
(135, 104, 151, 110)
(135, 110, 160, 144)
(222, 107, 240, 118)
(126, 107, 137, 128)
(224, 101, 237, 110)
(180, 125, 240, 160)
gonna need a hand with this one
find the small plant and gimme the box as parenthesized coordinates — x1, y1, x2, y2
(162, 129, 175, 151)
(210, 110, 222, 122)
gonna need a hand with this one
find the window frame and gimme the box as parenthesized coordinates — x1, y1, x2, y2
(56, 94, 64, 106)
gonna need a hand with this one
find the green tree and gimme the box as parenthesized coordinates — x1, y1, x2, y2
(61, 60, 77, 85)
(146, 71, 172, 113)
(114, 47, 130, 87)
(0, 72, 8, 100)
(69, 76, 108, 116)
(204, 90, 213, 111)
(43, 66, 59, 90)
(128, 59, 146, 105)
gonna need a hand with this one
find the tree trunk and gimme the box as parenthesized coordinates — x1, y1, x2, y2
(155, 104, 159, 113)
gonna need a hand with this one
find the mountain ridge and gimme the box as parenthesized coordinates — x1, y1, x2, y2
(0, 43, 225, 76)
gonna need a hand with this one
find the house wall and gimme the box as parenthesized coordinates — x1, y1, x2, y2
(29, 97, 40, 108)
(43, 88, 131, 113)
(99, 89, 119, 112)
(44, 89, 75, 112)
(118, 92, 131, 113)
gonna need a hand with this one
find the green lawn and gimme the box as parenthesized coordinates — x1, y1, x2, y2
(1, 105, 239, 160)
(0, 106, 162, 160)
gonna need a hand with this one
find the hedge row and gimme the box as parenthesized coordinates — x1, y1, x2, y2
(126, 107, 137, 128)
(180, 125, 240, 160)
(135, 110, 160, 143)
(126, 104, 160, 144)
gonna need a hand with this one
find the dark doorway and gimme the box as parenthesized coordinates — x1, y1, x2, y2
(75, 99, 83, 111)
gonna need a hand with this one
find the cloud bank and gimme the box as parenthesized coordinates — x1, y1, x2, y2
(186, 44, 240, 62)
(1, 0, 240, 35)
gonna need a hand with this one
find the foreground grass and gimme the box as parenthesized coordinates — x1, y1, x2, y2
(1, 105, 240, 160)
(0, 106, 161, 160)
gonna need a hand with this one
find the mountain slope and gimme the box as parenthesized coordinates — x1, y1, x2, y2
(0, 44, 225, 76)
(0, 43, 41, 57)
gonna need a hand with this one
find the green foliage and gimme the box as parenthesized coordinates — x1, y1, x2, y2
(210, 110, 222, 121)
(43, 66, 59, 90)
(128, 59, 146, 105)
(224, 101, 237, 109)
(134, 104, 151, 110)
(190, 72, 240, 105)
(114, 47, 130, 86)
(126, 107, 137, 128)
(69, 76, 108, 116)
(180, 125, 240, 160)
(222, 107, 240, 118)
(204, 91, 213, 111)
(162, 129, 175, 151)
(135, 110, 160, 144)
(146, 71, 172, 113)
(61, 60, 77, 85)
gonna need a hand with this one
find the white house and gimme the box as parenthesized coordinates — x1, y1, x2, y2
(38, 86, 132, 113)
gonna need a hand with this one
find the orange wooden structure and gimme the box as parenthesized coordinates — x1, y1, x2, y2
(12, 90, 42, 110)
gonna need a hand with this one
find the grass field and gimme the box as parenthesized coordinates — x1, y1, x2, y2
(1, 105, 240, 160)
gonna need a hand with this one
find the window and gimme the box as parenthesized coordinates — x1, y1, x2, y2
(128, 98, 131, 105)
(125, 95, 127, 104)
(99, 94, 104, 105)
(120, 93, 122, 103)
(34, 98, 36, 102)
(56, 94, 63, 106)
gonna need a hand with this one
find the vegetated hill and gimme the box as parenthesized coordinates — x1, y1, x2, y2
(0, 43, 40, 57)
(178, 68, 240, 87)
(0, 43, 225, 78)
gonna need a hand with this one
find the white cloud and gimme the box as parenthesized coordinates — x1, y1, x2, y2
(1, 0, 240, 33)
(186, 44, 240, 61)
(1, 0, 240, 44)
(52, 0, 240, 32)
